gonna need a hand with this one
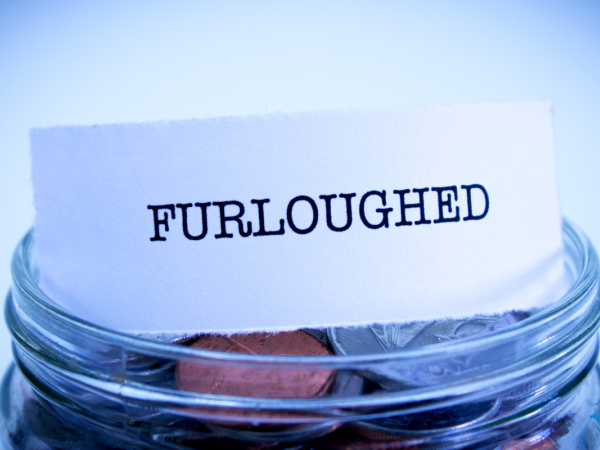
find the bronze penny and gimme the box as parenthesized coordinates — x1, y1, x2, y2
(502, 436, 557, 450)
(176, 330, 335, 398)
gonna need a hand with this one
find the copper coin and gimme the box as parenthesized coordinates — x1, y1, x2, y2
(349, 423, 423, 444)
(501, 436, 557, 450)
(175, 330, 335, 398)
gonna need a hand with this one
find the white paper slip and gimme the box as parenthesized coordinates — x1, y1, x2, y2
(31, 102, 567, 333)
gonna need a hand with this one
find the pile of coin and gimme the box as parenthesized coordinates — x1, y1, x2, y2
(162, 310, 570, 448)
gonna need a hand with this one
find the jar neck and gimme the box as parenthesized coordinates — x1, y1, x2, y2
(6, 221, 600, 448)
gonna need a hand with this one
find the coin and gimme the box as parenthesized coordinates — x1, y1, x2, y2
(328, 313, 519, 356)
(354, 398, 500, 439)
(502, 436, 557, 449)
(175, 330, 335, 398)
(328, 313, 520, 389)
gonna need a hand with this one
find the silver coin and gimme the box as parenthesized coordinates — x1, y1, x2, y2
(328, 312, 520, 389)
(354, 398, 501, 438)
(328, 312, 519, 355)
(302, 327, 329, 347)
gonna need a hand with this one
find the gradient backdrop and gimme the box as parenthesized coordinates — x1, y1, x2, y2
(1, 0, 599, 371)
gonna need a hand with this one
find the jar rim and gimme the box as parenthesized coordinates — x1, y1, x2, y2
(9, 220, 600, 367)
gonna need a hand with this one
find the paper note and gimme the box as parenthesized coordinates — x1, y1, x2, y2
(31, 103, 567, 333)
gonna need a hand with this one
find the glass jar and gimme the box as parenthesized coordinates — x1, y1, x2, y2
(1, 220, 599, 449)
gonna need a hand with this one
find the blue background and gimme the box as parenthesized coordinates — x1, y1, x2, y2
(1, 0, 599, 371)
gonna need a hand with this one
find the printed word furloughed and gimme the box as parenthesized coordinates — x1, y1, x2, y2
(147, 184, 489, 242)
